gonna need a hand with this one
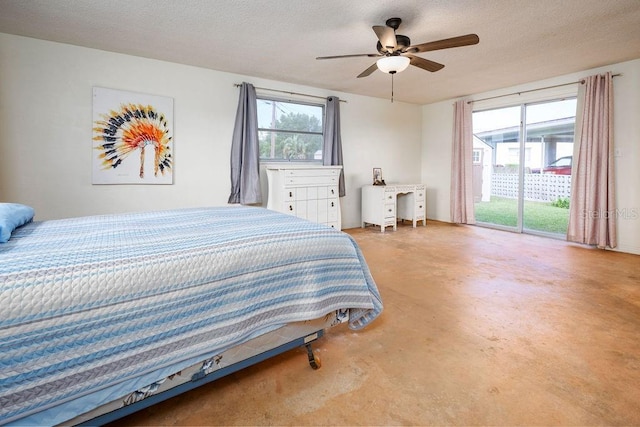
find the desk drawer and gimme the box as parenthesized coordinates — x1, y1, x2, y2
(384, 203, 396, 219)
(384, 191, 396, 203)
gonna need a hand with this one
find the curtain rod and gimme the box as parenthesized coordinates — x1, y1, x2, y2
(233, 83, 347, 103)
(467, 73, 621, 104)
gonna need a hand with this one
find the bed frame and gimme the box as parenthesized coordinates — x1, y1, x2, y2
(70, 311, 345, 426)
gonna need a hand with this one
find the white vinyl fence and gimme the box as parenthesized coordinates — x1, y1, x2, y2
(492, 173, 571, 202)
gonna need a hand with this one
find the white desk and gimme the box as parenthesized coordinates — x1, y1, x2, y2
(361, 184, 426, 232)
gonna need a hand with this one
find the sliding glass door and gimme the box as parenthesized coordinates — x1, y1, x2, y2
(473, 106, 521, 230)
(472, 98, 577, 236)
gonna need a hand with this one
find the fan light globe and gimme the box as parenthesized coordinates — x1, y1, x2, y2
(377, 56, 410, 74)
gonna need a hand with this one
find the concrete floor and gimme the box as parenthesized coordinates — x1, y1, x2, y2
(110, 221, 640, 426)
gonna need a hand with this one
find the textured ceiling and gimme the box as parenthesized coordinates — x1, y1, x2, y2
(1, 0, 639, 104)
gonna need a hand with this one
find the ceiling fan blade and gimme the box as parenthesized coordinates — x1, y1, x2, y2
(357, 62, 379, 78)
(373, 25, 397, 52)
(316, 53, 381, 60)
(408, 34, 479, 53)
(407, 54, 445, 72)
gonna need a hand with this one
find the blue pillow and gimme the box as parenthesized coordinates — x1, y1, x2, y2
(0, 203, 35, 243)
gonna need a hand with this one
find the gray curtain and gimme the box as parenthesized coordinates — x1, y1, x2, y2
(323, 96, 345, 196)
(228, 82, 261, 205)
(567, 72, 616, 248)
(450, 99, 475, 224)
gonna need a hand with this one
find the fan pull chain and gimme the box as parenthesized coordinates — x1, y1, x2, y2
(391, 71, 395, 103)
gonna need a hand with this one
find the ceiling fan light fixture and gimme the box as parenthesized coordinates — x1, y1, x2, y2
(376, 55, 410, 74)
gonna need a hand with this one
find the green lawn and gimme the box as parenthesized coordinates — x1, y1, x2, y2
(474, 196, 569, 235)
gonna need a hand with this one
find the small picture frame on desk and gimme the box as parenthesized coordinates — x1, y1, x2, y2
(373, 168, 385, 186)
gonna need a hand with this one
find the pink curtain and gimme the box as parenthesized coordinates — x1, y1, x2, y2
(567, 72, 616, 248)
(450, 99, 475, 224)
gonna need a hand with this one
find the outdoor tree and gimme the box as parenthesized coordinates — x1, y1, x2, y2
(259, 111, 323, 160)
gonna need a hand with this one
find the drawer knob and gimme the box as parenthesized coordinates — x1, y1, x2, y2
(289, 191, 293, 197)
(331, 202, 334, 207)
(331, 189, 335, 194)
(419, 205, 423, 209)
(289, 205, 293, 211)
(388, 208, 392, 212)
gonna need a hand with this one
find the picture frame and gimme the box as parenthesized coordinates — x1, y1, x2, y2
(373, 168, 385, 185)
(92, 87, 174, 185)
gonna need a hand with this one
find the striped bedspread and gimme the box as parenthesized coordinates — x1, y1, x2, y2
(0, 206, 382, 425)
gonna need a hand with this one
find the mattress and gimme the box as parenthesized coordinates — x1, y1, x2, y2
(0, 206, 383, 425)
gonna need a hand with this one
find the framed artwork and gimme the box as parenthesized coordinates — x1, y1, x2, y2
(92, 87, 174, 184)
(373, 167, 385, 185)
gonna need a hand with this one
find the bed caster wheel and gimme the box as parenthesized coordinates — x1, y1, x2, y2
(309, 354, 321, 370)
(305, 344, 322, 370)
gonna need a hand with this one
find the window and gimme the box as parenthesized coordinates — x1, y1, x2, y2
(257, 98, 324, 161)
(472, 149, 481, 164)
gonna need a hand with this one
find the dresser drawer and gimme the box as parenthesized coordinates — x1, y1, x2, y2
(285, 168, 339, 177)
(286, 176, 338, 186)
(306, 186, 318, 200)
(283, 202, 296, 215)
(328, 198, 338, 214)
(285, 188, 309, 201)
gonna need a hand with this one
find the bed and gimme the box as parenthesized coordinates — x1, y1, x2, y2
(0, 205, 383, 426)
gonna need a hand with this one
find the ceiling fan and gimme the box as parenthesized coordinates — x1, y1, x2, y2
(316, 17, 479, 78)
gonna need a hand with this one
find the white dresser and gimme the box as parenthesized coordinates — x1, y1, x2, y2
(266, 165, 342, 230)
(361, 184, 426, 232)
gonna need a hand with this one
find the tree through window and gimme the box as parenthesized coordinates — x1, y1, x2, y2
(257, 98, 324, 161)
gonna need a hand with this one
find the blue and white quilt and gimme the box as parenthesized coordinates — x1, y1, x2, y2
(0, 206, 382, 425)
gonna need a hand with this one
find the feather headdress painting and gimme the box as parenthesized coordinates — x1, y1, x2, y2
(92, 87, 174, 184)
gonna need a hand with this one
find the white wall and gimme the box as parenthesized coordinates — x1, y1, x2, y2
(0, 33, 422, 229)
(422, 58, 640, 255)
